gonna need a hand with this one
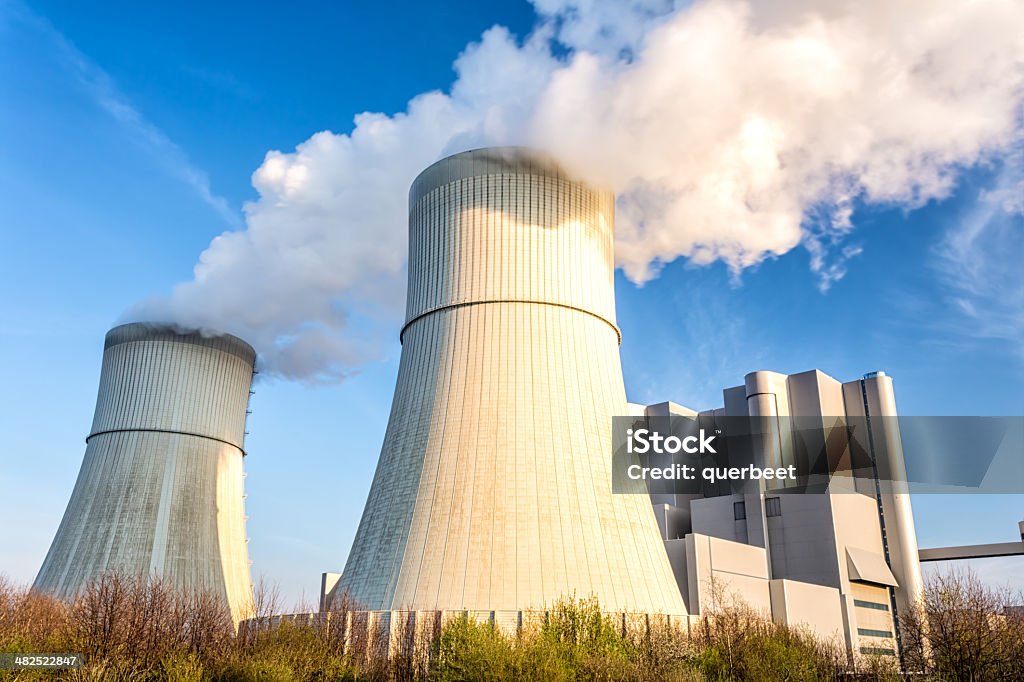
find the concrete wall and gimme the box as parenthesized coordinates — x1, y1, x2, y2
(764, 494, 842, 587)
(683, 533, 771, 616)
(672, 531, 851, 647)
(251, 608, 697, 660)
(769, 579, 844, 644)
(690, 495, 749, 545)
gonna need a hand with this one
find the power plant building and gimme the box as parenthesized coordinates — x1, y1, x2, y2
(637, 369, 924, 658)
(325, 148, 928, 662)
(35, 323, 256, 623)
(29, 147, 931, 661)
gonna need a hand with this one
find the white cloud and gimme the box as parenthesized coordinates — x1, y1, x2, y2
(136, 0, 1024, 381)
(531, 0, 1024, 283)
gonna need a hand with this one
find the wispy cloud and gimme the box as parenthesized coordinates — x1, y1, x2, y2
(932, 148, 1024, 360)
(622, 283, 767, 410)
(7, 1, 239, 227)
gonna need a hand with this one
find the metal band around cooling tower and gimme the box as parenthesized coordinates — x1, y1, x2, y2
(399, 299, 622, 345)
(86, 428, 247, 456)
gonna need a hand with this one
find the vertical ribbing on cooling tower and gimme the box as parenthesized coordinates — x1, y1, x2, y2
(34, 324, 256, 623)
(338, 148, 688, 614)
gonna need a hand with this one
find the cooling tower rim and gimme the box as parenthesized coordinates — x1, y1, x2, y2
(409, 146, 609, 208)
(105, 322, 257, 366)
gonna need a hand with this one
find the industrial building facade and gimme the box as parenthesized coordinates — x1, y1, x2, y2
(635, 369, 924, 657)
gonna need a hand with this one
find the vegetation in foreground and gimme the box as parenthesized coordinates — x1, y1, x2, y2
(0, 570, 1019, 680)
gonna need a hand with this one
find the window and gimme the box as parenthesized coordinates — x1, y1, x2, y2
(734, 501, 746, 520)
(854, 599, 889, 611)
(765, 496, 782, 517)
(860, 647, 895, 656)
(858, 628, 893, 638)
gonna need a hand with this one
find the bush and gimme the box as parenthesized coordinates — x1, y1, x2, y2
(10, 573, 973, 681)
(900, 569, 1024, 681)
(219, 618, 355, 681)
(689, 599, 843, 682)
(430, 597, 692, 682)
(431, 615, 521, 681)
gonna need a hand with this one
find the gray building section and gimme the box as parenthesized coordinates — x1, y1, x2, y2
(639, 369, 925, 659)
(35, 323, 256, 623)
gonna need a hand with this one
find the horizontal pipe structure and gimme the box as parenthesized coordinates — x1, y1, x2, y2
(34, 323, 256, 623)
(918, 542, 1024, 562)
(338, 148, 687, 615)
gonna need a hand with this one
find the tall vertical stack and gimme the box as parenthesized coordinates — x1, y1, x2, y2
(843, 372, 924, 633)
(35, 323, 256, 623)
(338, 147, 687, 615)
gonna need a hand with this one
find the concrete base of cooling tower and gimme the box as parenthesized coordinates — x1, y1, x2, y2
(242, 609, 695, 658)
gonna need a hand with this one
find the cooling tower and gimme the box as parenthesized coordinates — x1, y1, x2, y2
(338, 148, 687, 615)
(35, 323, 256, 623)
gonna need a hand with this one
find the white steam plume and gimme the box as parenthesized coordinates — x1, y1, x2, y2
(131, 0, 1024, 381)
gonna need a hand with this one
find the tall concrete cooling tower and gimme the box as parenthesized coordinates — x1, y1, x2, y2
(338, 148, 687, 615)
(35, 323, 256, 622)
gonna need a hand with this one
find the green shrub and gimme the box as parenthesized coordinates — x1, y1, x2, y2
(431, 615, 521, 681)
(160, 652, 209, 682)
(689, 600, 843, 681)
(430, 597, 699, 682)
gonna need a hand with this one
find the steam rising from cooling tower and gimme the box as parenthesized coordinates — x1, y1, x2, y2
(130, 0, 1024, 382)
(334, 148, 687, 614)
(35, 323, 256, 623)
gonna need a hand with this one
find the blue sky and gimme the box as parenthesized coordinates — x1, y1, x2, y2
(1, 0, 1021, 605)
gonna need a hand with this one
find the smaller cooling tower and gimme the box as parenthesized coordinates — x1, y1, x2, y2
(34, 323, 256, 622)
